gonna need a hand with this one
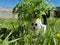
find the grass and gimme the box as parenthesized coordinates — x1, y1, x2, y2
(0, 18, 18, 30)
(0, 18, 60, 45)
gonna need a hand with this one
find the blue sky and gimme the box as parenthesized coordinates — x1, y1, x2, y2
(50, 0, 60, 7)
(0, 0, 60, 8)
(0, 0, 19, 8)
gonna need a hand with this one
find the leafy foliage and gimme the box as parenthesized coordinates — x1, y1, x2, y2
(12, 0, 51, 20)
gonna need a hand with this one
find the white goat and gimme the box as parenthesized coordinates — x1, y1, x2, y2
(30, 18, 46, 35)
(35, 18, 46, 34)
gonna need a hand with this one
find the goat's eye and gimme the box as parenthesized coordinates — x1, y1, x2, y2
(31, 23, 34, 26)
(35, 23, 37, 26)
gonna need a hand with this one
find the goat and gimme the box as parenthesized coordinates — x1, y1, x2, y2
(30, 15, 47, 35)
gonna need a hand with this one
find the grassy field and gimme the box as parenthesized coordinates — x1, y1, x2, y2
(0, 18, 18, 30)
(0, 18, 60, 45)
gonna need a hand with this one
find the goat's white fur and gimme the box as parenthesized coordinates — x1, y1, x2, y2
(34, 18, 46, 34)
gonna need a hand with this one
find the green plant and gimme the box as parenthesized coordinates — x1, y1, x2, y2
(0, 31, 20, 45)
(0, 18, 60, 45)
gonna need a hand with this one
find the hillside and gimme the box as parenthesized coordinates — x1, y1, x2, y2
(0, 6, 17, 18)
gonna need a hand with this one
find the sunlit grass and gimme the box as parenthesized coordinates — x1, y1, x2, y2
(0, 18, 60, 45)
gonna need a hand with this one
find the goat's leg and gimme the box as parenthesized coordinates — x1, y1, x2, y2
(42, 25, 46, 33)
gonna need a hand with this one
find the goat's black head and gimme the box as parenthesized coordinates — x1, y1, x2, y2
(42, 14, 47, 25)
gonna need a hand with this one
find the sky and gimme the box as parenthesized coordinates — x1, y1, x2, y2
(0, 0, 60, 8)
(49, 0, 60, 7)
(0, 0, 19, 8)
